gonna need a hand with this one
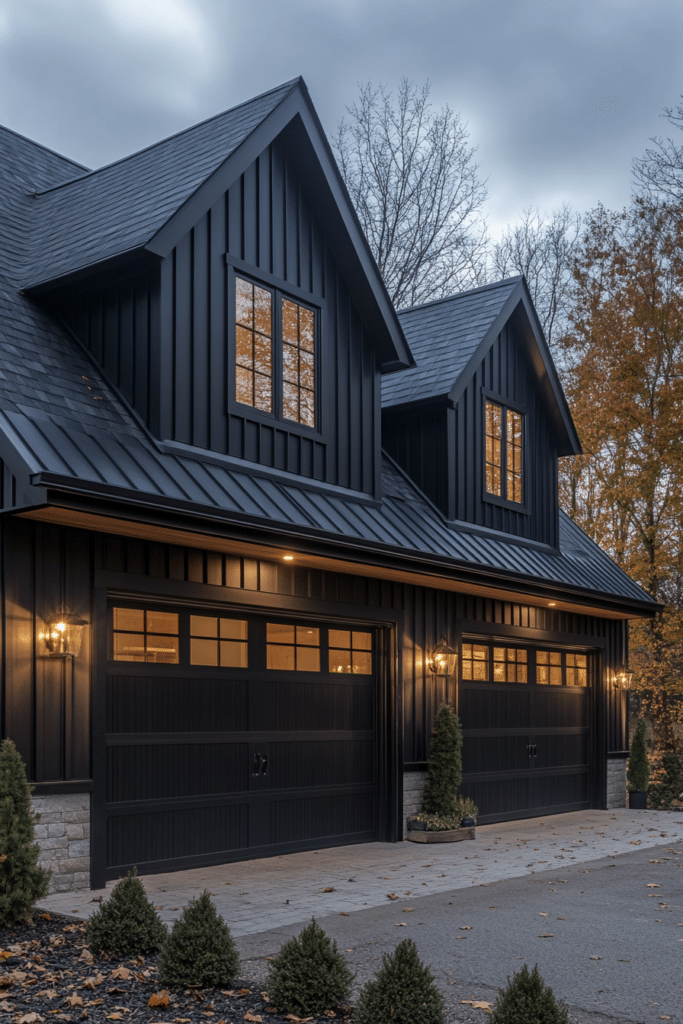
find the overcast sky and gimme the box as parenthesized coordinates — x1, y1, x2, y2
(2, 0, 682, 239)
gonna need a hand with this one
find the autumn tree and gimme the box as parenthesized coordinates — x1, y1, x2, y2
(335, 79, 488, 308)
(559, 198, 683, 747)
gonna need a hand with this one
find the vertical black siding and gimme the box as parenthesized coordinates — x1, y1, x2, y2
(384, 323, 561, 546)
(2, 519, 627, 795)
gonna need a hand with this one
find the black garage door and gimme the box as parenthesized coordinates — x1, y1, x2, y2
(459, 640, 595, 822)
(101, 602, 379, 878)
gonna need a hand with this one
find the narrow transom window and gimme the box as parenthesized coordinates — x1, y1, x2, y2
(566, 653, 588, 687)
(112, 608, 179, 664)
(235, 277, 273, 412)
(266, 623, 320, 672)
(485, 400, 524, 504)
(537, 650, 562, 686)
(282, 298, 315, 427)
(328, 629, 373, 674)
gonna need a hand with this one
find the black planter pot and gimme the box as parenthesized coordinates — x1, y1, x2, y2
(407, 818, 427, 831)
(629, 791, 647, 809)
(460, 816, 476, 828)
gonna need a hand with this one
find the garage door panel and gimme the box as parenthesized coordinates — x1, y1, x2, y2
(269, 792, 377, 844)
(107, 803, 249, 868)
(462, 734, 530, 774)
(257, 680, 374, 731)
(459, 687, 529, 729)
(107, 743, 249, 802)
(528, 690, 589, 729)
(269, 738, 375, 789)
(107, 675, 249, 733)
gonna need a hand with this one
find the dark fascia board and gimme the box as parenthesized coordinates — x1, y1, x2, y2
(24, 474, 661, 617)
(146, 79, 414, 372)
(447, 277, 581, 458)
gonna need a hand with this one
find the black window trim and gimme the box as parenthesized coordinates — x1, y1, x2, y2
(226, 258, 323, 437)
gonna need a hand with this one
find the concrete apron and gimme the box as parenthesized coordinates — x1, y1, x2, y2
(37, 808, 683, 935)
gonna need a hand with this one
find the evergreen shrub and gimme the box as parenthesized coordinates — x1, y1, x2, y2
(490, 963, 569, 1024)
(159, 891, 238, 989)
(86, 868, 167, 956)
(267, 918, 353, 1016)
(627, 719, 650, 793)
(649, 750, 683, 809)
(0, 738, 51, 926)
(423, 703, 463, 818)
(354, 938, 445, 1024)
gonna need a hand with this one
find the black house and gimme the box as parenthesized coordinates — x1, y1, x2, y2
(0, 79, 657, 892)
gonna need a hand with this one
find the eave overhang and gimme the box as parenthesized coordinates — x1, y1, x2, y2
(12, 478, 661, 621)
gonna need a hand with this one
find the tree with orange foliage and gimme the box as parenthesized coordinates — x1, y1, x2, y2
(559, 198, 683, 748)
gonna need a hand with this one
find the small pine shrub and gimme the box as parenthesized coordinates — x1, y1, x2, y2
(0, 738, 51, 926)
(354, 938, 445, 1024)
(267, 918, 353, 1016)
(86, 868, 167, 956)
(491, 963, 569, 1024)
(423, 703, 463, 818)
(159, 891, 238, 989)
(649, 750, 683, 809)
(627, 719, 650, 793)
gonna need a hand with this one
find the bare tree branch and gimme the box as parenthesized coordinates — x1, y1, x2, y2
(334, 79, 488, 308)
(633, 97, 683, 202)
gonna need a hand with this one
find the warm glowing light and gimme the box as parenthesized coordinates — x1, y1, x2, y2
(427, 638, 458, 676)
(548, 602, 556, 607)
(283, 555, 294, 561)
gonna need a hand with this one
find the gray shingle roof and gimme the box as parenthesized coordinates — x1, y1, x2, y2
(17, 80, 299, 289)
(382, 277, 522, 408)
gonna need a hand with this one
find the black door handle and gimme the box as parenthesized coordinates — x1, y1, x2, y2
(261, 753, 268, 776)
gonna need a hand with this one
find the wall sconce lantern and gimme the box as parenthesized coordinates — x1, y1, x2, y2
(427, 638, 458, 677)
(615, 662, 634, 690)
(43, 613, 88, 658)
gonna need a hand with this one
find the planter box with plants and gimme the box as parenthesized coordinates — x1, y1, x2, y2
(406, 702, 478, 843)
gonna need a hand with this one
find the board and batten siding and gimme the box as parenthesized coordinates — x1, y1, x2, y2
(383, 323, 560, 547)
(2, 518, 628, 809)
(59, 140, 380, 497)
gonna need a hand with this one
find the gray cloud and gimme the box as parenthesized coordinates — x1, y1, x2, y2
(1, 0, 682, 237)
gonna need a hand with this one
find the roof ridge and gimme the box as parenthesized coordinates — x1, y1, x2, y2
(398, 276, 523, 316)
(31, 78, 302, 197)
(0, 123, 90, 174)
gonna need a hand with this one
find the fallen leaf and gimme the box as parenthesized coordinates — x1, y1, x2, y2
(78, 948, 94, 964)
(39, 914, 51, 922)
(395, 922, 407, 926)
(0, 951, 11, 962)
(149, 991, 170, 1008)
(403, 908, 414, 913)
(590, 955, 602, 960)
(461, 1000, 493, 1009)
(81, 974, 105, 989)
(459, 926, 472, 930)
(110, 967, 130, 981)
(236, 989, 251, 996)
(538, 934, 554, 938)
(0, 975, 12, 988)
(647, 884, 661, 888)
(617, 959, 630, 962)
(244, 1014, 263, 1023)
(629, 840, 641, 845)
(539, 912, 548, 916)
(65, 994, 83, 1008)
(386, 893, 399, 900)
(338, 912, 349, 917)
(322, 887, 335, 893)
(17, 1013, 44, 1023)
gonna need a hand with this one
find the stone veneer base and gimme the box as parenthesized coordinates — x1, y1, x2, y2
(31, 793, 91, 893)
(606, 758, 627, 809)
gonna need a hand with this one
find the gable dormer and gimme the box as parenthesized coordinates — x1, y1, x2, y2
(23, 79, 413, 500)
(381, 277, 581, 548)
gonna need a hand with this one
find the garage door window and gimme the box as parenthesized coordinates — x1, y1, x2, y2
(266, 623, 320, 671)
(112, 608, 179, 664)
(190, 615, 248, 667)
(328, 630, 373, 674)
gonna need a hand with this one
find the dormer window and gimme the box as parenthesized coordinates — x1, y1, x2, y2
(485, 400, 523, 504)
(234, 275, 316, 428)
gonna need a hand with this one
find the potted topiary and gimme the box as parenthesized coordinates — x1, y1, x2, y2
(627, 718, 649, 809)
(407, 703, 477, 843)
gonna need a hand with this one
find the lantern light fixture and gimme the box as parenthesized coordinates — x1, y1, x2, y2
(427, 637, 458, 677)
(615, 662, 634, 690)
(43, 613, 88, 658)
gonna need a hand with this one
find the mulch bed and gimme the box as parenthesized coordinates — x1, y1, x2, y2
(0, 913, 352, 1024)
